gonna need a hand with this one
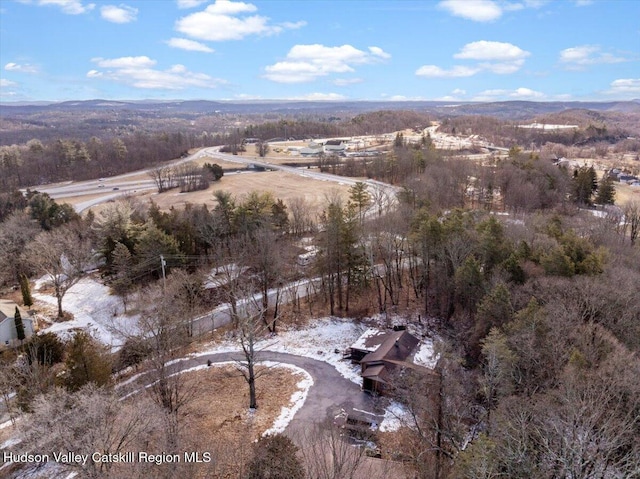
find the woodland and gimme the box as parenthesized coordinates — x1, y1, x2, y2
(0, 103, 639, 479)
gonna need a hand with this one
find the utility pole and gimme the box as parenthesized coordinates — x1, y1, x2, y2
(160, 255, 166, 291)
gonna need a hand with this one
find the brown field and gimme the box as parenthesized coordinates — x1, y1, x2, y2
(57, 192, 110, 206)
(178, 364, 303, 477)
(137, 170, 351, 212)
(615, 182, 640, 205)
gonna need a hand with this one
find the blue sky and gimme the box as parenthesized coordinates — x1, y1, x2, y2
(1, 0, 639, 102)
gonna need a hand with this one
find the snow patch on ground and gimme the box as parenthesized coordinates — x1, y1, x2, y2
(194, 317, 367, 385)
(0, 419, 15, 430)
(0, 436, 21, 449)
(33, 277, 139, 350)
(379, 400, 412, 432)
(260, 361, 313, 436)
(413, 338, 439, 369)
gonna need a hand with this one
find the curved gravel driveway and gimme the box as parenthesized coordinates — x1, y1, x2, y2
(119, 350, 379, 435)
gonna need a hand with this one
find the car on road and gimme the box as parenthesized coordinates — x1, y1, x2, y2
(112, 187, 119, 190)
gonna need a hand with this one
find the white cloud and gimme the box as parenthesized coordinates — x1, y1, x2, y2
(438, 0, 502, 22)
(473, 87, 545, 101)
(510, 87, 544, 98)
(37, 0, 95, 14)
(88, 56, 227, 90)
(454, 40, 529, 61)
(417, 40, 529, 79)
(415, 65, 479, 78)
(369, 46, 391, 59)
(92, 56, 156, 69)
(4, 62, 39, 73)
(439, 0, 548, 21)
(573, 0, 593, 6)
(605, 78, 640, 96)
(451, 88, 466, 95)
(380, 94, 428, 101)
(206, 0, 257, 14)
(0, 78, 17, 87)
(281, 21, 307, 30)
(166, 37, 214, 53)
(333, 78, 364, 86)
(175, 0, 304, 41)
(176, 0, 208, 8)
(100, 4, 138, 23)
(232, 93, 263, 100)
(264, 44, 390, 83)
(559, 45, 626, 69)
(289, 92, 346, 101)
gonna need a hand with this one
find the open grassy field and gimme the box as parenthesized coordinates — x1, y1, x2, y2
(135, 169, 351, 212)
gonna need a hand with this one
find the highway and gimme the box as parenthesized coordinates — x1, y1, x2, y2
(33, 146, 401, 213)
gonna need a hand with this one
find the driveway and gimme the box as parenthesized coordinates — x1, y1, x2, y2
(118, 350, 380, 435)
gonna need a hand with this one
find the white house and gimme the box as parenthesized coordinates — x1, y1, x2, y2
(0, 299, 35, 348)
(323, 139, 348, 154)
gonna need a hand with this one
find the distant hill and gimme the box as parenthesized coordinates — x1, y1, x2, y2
(2, 99, 639, 119)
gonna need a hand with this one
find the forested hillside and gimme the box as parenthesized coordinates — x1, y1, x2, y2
(1, 104, 639, 478)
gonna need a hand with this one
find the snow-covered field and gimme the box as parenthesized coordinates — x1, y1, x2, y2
(518, 122, 578, 130)
(33, 277, 138, 349)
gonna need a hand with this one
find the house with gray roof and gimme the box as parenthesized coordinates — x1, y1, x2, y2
(346, 328, 427, 394)
(0, 300, 35, 348)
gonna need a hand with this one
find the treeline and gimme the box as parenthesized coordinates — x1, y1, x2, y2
(321, 187, 640, 477)
(236, 111, 430, 144)
(2, 173, 639, 477)
(0, 109, 436, 189)
(0, 130, 226, 188)
(437, 114, 633, 150)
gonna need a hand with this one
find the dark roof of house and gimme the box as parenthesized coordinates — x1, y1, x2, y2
(361, 330, 419, 365)
(350, 329, 392, 353)
(361, 364, 385, 379)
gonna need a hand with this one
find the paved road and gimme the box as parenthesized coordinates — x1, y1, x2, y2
(118, 350, 380, 436)
(32, 147, 216, 212)
(32, 145, 401, 213)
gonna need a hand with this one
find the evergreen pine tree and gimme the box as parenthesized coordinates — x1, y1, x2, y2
(14, 306, 26, 342)
(572, 166, 598, 205)
(595, 175, 616, 205)
(20, 273, 33, 307)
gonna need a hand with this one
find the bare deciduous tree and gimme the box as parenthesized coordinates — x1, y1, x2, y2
(148, 165, 176, 193)
(19, 385, 160, 479)
(623, 200, 640, 245)
(135, 279, 199, 449)
(24, 225, 93, 318)
(297, 419, 393, 479)
(288, 196, 316, 237)
(233, 292, 271, 410)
